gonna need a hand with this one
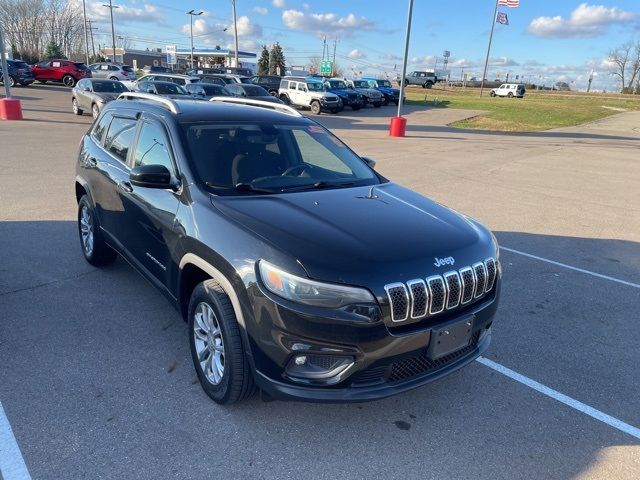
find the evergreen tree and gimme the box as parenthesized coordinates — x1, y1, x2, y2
(44, 41, 65, 59)
(268, 42, 286, 76)
(257, 45, 269, 75)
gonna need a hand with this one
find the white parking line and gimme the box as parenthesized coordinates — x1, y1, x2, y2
(476, 357, 640, 440)
(0, 401, 31, 480)
(500, 246, 640, 289)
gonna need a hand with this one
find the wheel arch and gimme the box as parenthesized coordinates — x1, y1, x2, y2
(178, 253, 247, 332)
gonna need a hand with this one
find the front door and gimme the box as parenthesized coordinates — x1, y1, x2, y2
(121, 117, 182, 286)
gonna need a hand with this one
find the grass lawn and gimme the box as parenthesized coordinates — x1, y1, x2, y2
(404, 86, 640, 132)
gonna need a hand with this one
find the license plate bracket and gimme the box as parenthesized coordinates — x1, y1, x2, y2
(427, 317, 474, 360)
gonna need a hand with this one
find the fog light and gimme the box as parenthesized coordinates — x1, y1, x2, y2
(286, 354, 354, 383)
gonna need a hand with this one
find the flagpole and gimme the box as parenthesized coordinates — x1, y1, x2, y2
(480, 0, 499, 97)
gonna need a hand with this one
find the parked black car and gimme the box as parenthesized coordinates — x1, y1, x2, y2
(249, 75, 282, 95)
(186, 67, 224, 76)
(72, 78, 130, 119)
(75, 95, 501, 405)
(225, 83, 283, 104)
(185, 83, 231, 100)
(0, 59, 35, 87)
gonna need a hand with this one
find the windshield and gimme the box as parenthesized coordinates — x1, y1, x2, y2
(353, 80, 368, 88)
(306, 82, 323, 91)
(377, 80, 391, 87)
(14, 61, 30, 69)
(328, 80, 348, 89)
(155, 83, 188, 95)
(92, 81, 128, 93)
(242, 85, 269, 96)
(181, 123, 379, 195)
(203, 85, 230, 96)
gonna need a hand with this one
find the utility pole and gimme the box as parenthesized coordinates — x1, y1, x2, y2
(81, 0, 90, 64)
(86, 20, 97, 58)
(332, 36, 337, 77)
(322, 35, 327, 62)
(102, 1, 119, 62)
(231, 0, 239, 68)
(187, 9, 203, 69)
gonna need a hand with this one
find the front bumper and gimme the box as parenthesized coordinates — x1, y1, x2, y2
(248, 282, 500, 403)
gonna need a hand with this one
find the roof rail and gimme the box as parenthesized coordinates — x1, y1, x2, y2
(117, 92, 181, 114)
(209, 96, 302, 117)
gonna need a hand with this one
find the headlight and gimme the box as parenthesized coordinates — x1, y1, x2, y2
(259, 260, 376, 308)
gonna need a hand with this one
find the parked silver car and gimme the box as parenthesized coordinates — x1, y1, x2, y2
(71, 78, 129, 119)
(88, 63, 136, 81)
(121, 73, 200, 91)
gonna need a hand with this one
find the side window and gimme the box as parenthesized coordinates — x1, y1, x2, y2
(105, 117, 138, 162)
(132, 122, 174, 173)
(297, 83, 306, 91)
(109, 65, 119, 71)
(171, 77, 186, 86)
(92, 112, 113, 144)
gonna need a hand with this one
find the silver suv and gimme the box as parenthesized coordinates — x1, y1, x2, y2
(88, 63, 136, 81)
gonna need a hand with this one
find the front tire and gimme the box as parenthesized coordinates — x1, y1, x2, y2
(279, 94, 290, 105)
(425, 82, 433, 89)
(91, 103, 100, 120)
(63, 75, 76, 87)
(373, 102, 382, 108)
(188, 280, 256, 405)
(72, 98, 83, 115)
(508, 92, 514, 97)
(351, 105, 361, 111)
(310, 100, 321, 115)
(77, 195, 117, 266)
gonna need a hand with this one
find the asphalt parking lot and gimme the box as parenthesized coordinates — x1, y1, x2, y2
(1, 85, 639, 479)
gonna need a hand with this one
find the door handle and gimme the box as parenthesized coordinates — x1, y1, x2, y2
(117, 181, 133, 193)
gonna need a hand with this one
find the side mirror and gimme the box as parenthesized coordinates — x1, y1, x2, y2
(130, 164, 173, 189)
(362, 157, 376, 169)
(82, 86, 91, 92)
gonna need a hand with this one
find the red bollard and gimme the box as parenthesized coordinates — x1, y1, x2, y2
(0, 98, 23, 120)
(389, 116, 407, 137)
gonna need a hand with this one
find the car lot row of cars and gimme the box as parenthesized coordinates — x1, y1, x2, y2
(69, 69, 404, 119)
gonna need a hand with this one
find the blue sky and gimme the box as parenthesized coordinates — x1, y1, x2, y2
(80, 0, 640, 90)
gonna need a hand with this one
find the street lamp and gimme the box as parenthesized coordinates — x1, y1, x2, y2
(231, 0, 239, 68)
(187, 10, 204, 69)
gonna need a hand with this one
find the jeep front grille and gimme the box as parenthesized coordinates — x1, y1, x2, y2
(385, 258, 497, 323)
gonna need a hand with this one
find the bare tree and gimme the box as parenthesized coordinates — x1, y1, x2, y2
(627, 42, 640, 94)
(608, 42, 636, 93)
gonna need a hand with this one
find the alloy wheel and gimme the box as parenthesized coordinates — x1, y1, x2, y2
(193, 302, 225, 385)
(79, 205, 94, 255)
(72, 99, 79, 114)
(92, 104, 100, 119)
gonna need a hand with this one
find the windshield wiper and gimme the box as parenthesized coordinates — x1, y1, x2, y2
(205, 182, 274, 194)
(277, 181, 356, 192)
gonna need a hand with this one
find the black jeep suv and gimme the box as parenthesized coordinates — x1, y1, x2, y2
(75, 93, 501, 404)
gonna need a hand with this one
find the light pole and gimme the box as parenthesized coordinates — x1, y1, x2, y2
(102, 1, 119, 62)
(187, 10, 203, 69)
(390, 0, 414, 137)
(231, 0, 239, 68)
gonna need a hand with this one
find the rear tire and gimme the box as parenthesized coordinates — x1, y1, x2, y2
(77, 195, 117, 266)
(508, 92, 513, 97)
(72, 98, 83, 115)
(351, 105, 361, 111)
(373, 102, 381, 108)
(490, 91, 496, 97)
(188, 280, 256, 405)
(63, 75, 76, 88)
(425, 82, 433, 89)
(310, 100, 321, 115)
(382, 97, 389, 106)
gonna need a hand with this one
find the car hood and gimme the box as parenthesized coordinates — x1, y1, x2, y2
(329, 88, 356, 97)
(211, 183, 496, 286)
(94, 92, 121, 101)
(378, 87, 399, 96)
(356, 88, 382, 97)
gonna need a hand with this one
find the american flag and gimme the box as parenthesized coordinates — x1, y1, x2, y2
(496, 12, 509, 25)
(498, 0, 520, 7)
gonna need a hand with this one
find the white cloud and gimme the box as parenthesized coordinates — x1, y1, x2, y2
(528, 3, 636, 38)
(282, 9, 377, 36)
(272, 0, 286, 8)
(347, 49, 366, 59)
(80, 1, 166, 25)
(253, 6, 268, 15)
(181, 16, 262, 47)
